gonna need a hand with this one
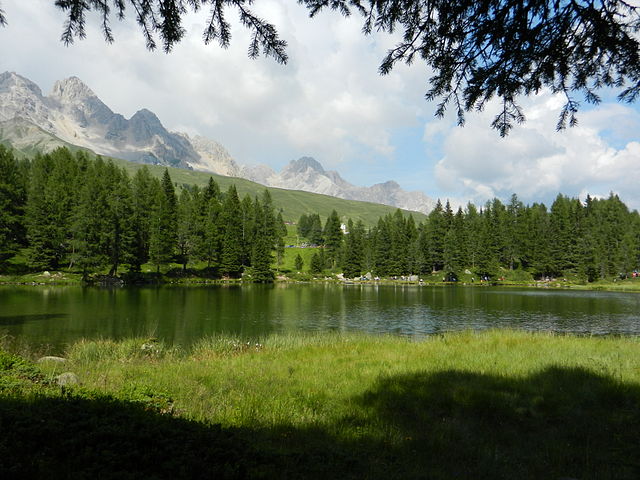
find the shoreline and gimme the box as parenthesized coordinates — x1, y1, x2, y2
(2, 271, 640, 293)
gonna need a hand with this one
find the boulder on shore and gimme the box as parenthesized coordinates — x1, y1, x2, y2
(55, 372, 79, 386)
(37, 356, 67, 364)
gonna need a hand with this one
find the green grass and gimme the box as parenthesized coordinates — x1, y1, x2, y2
(4, 330, 640, 479)
(107, 156, 426, 224)
(1, 124, 427, 224)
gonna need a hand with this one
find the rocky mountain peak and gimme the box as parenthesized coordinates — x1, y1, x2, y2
(285, 156, 326, 174)
(376, 180, 401, 190)
(0, 71, 43, 97)
(50, 76, 96, 103)
(130, 108, 162, 127)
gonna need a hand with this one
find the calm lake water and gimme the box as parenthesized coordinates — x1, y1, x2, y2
(1, 284, 639, 352)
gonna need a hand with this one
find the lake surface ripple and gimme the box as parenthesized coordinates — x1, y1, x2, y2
(1, 284, 639, 351)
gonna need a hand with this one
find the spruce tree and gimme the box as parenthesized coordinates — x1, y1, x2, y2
(373, 217, 392, 276)
(26, 149, 79, 270)
(220, 185, 243, 277)
(148, 169, 177, 273)
(0, 146, 27, 265)
(297, 214, 310, 239)
(323, 210, 343, 269)
(130, 167, 155, 270)
(249, 201, 274, 282)
(294, 253, 304, 271)
(309, 251, 323, 275)
(240, 195, 256, 267)
(307, 214, 324, 245)
(342, 218, 363, 278)
(275, 211, 287, 266)
(176, 188, 197, 272)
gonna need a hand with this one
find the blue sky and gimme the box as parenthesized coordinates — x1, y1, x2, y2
(2, 0, 639, 210)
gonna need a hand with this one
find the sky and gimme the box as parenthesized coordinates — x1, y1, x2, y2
(1, 0, 640, 210)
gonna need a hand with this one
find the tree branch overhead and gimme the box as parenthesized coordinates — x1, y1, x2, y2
(1, 0, 638, 134)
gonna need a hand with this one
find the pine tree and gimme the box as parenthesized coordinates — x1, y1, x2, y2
(342, 218, 363, 278)
(527, 203, 554, 278)
(176, 188, 197, 272)
(26, 149, 79, 270)
(130, 167, 155, 270)
(275, 211, 287, 266)
(443, 207, 466, 274)
(202, 194, 223, 270)
(249, 201, 274, 282)
(373, 217, 392, 276)
(504, 194, 526, 270)
(0, 146, 27, 265)
(307, 214, 324, 245)
(297, 214, 310, 239)
(148, 169, 177, 273)
(323, 210, 343, 269)
(294, 253, 304, 271)
(220, 185, 243, 277)
(424, 200, 446, 271)
(389, 210, 409, 275)
(239, 195, 255, 267)
(309, 251, 323, 274)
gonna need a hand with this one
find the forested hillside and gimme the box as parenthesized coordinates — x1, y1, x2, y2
(1, 146, 638, 282)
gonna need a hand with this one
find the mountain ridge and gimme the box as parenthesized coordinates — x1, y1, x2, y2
(0, 71, 434, 214)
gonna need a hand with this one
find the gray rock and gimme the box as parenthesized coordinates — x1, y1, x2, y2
(37, 356, 67, 364)
(254, 156, 436, 214)
(55, 372, 79, 386)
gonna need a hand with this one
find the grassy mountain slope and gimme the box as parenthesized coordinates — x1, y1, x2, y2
(0, 118, 89, 157)
(109, 157, 426, 224)
(0, 118, 426, 224)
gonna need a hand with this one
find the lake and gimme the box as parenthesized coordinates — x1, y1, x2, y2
(1, 284, 639, 352)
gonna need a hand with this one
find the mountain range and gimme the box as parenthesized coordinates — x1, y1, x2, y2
(0, 71, 434, 214)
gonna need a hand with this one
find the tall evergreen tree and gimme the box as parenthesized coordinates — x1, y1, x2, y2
(130, 167, 156, 270)
(148, 169, 177, 272)
(220, 185, 243, 276)
(0, 146, 27, 265)
(297, 214, 310, 239)
(249, 201, 275, 282)
(307, 213, 324, 245)
(240, 195, 256, 267)
(443, 207, 466, 274)
(323, 210, 343, 269)
(176, 188, 198, 271)
(424, 200, 446, 271)
(342, 218, 364, 278)
(25, 149, 79, 269)
(309, 251, 323, 275)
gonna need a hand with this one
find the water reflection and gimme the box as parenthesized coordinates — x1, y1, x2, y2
(1, 284, 639, 352)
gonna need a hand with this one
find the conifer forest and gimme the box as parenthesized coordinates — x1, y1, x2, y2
(1, 146, 639, 282)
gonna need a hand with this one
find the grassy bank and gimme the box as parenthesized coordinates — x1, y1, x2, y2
(2, 330, 640, 479)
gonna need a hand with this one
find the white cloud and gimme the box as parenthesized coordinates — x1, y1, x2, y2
(1, 1, 639, 210)
(433, 92, 640, 210)
(0, 0, 427, 171)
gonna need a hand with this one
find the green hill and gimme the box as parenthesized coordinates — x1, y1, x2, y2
(0, 120, 426, 225)
(108, 157, 426, 224)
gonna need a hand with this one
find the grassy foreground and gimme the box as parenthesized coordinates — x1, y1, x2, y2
(2, 330, 640, 479)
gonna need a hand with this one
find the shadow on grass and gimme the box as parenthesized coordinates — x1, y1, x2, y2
(2, 366, 639, 479)
(0, 393, 250, 480)
(348, 366, 640, 479)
